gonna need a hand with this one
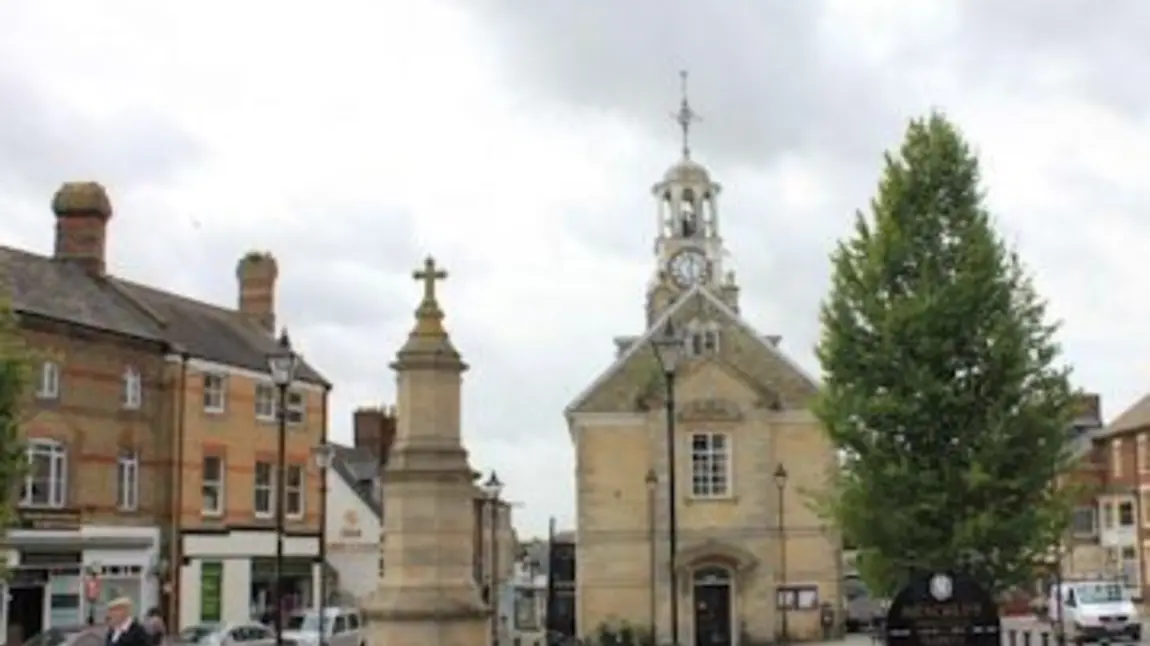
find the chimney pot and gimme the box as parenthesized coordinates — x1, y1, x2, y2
(52, 181, 113, 275)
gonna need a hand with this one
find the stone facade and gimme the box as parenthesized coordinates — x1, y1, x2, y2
(566, 87, 841, 644)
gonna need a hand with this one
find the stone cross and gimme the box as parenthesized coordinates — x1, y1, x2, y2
(413, 256, 447, 303)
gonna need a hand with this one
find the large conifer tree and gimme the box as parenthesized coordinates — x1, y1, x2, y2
(816, 113, 1077, 595)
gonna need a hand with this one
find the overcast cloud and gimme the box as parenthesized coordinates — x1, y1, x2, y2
(0, 1, 1147, 537)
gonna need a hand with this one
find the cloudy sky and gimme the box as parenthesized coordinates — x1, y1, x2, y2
(1, 1, 1147, 537)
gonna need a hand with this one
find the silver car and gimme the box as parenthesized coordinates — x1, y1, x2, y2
(175, 622, 295, 646)
(21, 625, 105, 646)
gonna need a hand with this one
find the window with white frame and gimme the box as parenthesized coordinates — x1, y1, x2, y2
(1121, 546, 1141, 588)
(22, 439, 66, 508)
(122, 367, 142, 410)
(1071, 506, 1097, 535)
(1141, 433, 1150, 473)
(690, 432, 730, 498)
(1113, 438, 1124, 477)
(285, 465, 304, 518)
(286, 390, 305, 425)
(202, 373, 227, 413)
(1119, 500, 1136, 527)
(116, 450, 139, 511)
(36, 361, 60, 399)
(254, 461, 273, 518)
(254, 384, 276, 421)
(202, 455, 224, 516)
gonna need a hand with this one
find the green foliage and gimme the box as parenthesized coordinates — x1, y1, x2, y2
(589, 621, 654, 646)
(0, 294, 29, 577)
(814, 112, 1078, 597)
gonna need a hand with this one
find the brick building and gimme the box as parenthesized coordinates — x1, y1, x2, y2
(1089, 390, 1150, 599)
(0, 181, 330, 638)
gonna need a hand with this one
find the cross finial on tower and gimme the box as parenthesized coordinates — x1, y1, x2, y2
(672, 69, 701, 160)
(410, 256, 449, 336)
(414, 256, 447, 304)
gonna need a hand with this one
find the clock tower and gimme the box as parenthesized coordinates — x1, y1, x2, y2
(646, 71, 740, 325)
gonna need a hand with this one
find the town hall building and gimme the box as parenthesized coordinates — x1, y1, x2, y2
(565, 79, 843, 645)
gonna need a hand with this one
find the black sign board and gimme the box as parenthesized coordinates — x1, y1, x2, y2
(885, 571, 1001, 646)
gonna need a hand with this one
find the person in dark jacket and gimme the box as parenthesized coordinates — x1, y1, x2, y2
(143, 607, 166, 646)
(105, 597, 152, 646)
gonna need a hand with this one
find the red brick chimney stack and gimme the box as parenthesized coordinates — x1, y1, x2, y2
(353, 405, 398, 466)
(236, 251, 278, 334)
(52, 181, 113, 275)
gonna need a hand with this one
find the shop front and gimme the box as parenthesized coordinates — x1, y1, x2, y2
(178, 529, 321, 629)
(1, 520, 161, 646)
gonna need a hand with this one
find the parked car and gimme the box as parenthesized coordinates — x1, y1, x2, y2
(1049, 580, 1141, 644)
(174, 621, 296, 646)
(283, 607, 364, 646)
(21, 625, 104, 646)
(844, 575, 888, 632)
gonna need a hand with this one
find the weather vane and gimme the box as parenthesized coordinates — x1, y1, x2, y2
(672, 69, 701, 159)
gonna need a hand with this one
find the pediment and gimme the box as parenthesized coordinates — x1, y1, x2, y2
(567, 286, 818, 417)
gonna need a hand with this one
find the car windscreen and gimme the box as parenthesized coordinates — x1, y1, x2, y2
(177, 624, 222, 644)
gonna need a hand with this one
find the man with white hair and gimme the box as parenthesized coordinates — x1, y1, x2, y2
(104, 597, 150, 646)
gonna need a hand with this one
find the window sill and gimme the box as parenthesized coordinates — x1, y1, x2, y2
(685, 495, 738, 505)
(203, 407, 226, 416)
(255, 512, 273, 520)
(201, 511, 224, 519)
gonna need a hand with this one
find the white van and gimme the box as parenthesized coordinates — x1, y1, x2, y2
(1048, 581, 1141, 644)
(283, 607, 365, 646)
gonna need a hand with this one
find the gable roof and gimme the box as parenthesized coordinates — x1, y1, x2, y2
(565, 284, 819, 415)
(0, 245, 329, 385)
(113, 278, 327, 385)
(330, 443, 382, 517)
(1103, 393, 1150, 437)
(0, 246, 166, 343)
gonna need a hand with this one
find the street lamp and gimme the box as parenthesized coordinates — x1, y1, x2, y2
(484, 471, 504, 646)
(268, 329, 299, 646)
(650, 320, 684, 646)
(645, 469, 658, 646)
(311, 443, 337, 646)
(774, 463, 789, 645)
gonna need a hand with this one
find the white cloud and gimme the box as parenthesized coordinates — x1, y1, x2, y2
(1, 0, 1147, 538)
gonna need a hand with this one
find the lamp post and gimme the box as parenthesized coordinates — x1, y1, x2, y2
(268, 329, 299, 646)
(774, 464, 789, 645)
(645, 469, 658, 645)
(311, 443, 337, 646)
(650, 320, 684, 646)
(484, 471, 505, 646)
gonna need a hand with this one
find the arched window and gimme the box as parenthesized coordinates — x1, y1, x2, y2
(23, 439, 67, 508)
(122, 366, 142, 409)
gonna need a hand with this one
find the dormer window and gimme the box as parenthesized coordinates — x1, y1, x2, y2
(123, 367, 142, 409)
(685, 320, 720, 358)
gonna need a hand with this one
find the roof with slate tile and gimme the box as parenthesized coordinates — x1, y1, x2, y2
(330, 443, 382, 517)
(0, 244, 329, 386)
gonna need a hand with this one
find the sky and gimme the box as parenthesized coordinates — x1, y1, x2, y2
(1, 1, 1148, 539)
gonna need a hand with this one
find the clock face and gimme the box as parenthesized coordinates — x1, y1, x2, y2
(669, 249, 708, 288)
